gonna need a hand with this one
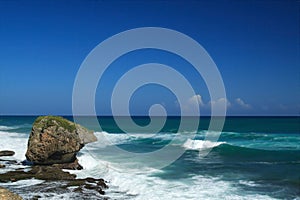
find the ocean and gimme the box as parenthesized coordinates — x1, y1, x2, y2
(0, 116, 299, 199)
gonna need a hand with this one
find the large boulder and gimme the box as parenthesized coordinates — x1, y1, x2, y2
(25, 116, 97, 165)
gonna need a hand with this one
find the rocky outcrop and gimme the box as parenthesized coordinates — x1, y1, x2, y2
(0, 166, 76, 182)
(25, 116, 97, 165)
(0, 116, 108, 198)
(0, 166, 108, 196)
(0, 151, 15, 157)
(0, 187, 23, 200)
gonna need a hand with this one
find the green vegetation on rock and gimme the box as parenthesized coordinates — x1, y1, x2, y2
(34, 116, 76, 132)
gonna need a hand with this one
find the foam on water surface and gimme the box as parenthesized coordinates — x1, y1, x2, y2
(72, 145, 277, 200)
(0, 131, 28, 161)
(182, 138, 225, 150)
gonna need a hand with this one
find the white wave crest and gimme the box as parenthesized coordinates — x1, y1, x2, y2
(90, 131, 178, 148)
(0, 131, 28, 161)
(0, 179, 44, 188)
(72, 150, 275, 200)
(0, 125, 17, 131)
(182, 139, 225, 150)
(90, 131, 132, 148)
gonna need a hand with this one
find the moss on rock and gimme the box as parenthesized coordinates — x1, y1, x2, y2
(34, 116, 76, 132)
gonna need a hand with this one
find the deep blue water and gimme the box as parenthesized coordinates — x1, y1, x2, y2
(0, 116, 299, 199)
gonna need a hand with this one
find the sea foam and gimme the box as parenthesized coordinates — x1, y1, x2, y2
(182, 138, 225, 151)
(73, 146, 276, 200)
(0, 130, 28, 161)
(0, 125, 18, 131)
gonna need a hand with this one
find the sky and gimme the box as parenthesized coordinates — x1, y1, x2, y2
(0, 0, 299, 116)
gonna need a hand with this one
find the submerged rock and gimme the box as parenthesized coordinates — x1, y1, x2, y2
(0, 150, 15, 157)
(25, 116, 97, 165)
(0, 187, 23, 200)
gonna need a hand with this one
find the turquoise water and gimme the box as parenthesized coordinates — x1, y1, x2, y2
(0, 116, 299, 199)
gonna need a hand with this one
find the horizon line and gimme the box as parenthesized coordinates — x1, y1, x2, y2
(0, 114, 299, 118)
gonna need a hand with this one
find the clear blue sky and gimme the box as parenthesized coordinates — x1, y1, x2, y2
(0, 0, 299, 116)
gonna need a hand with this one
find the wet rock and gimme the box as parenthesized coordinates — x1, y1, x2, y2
(0, 150, 15, 157)
(52, 158, 83, 170)
(0, 159, 18, 165)
(66, 177, 108, 195)
(0, 187, 23, 200)
(0, 159, 20, 171)
(31, 195, 41, 200)
(0, 166, 108, 196)
(0, 166, 76, 182)
(25, 116, 97, 165)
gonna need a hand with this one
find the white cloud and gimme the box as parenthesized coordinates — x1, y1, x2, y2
(209, 98, 231, 108)
(188, 94, 204, 107)
(177, 95, 252, 116)
(235, 98, 251, 109)
(208, 98, 231, 115)
(176, 94, 204, 116)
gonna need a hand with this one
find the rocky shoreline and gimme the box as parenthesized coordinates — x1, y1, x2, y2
(0, 116, 108, 199)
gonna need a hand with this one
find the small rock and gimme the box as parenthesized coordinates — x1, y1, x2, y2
(21, 160, 33, 166)
(73, 186, 83, 193)
(0, 150, 15, 157)
(66, 177, 108, 195)
(32, 195, 41, 200)
(0, 187, 23, 200)
(0, 164, 5, 168)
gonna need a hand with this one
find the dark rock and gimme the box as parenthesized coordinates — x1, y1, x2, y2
(52, 158, 83, 170)
(0, 187, 23, 200)
(0, 159, 18, 165)
(0, 150, 15, 157)
(84, 184, 97, 190)
(97, 188, 105, 195)
(21, 160, 33, 166)
(85, 177, 96, 183)
(32, 195, 41, 200)
(73, 186, 83, 193)
(0, 159, 19, 169)
(25, 116, 97, 165)
(0, 166, 76, 182)
(67, 177, 107, 195)
(0, 166, 108, 196)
